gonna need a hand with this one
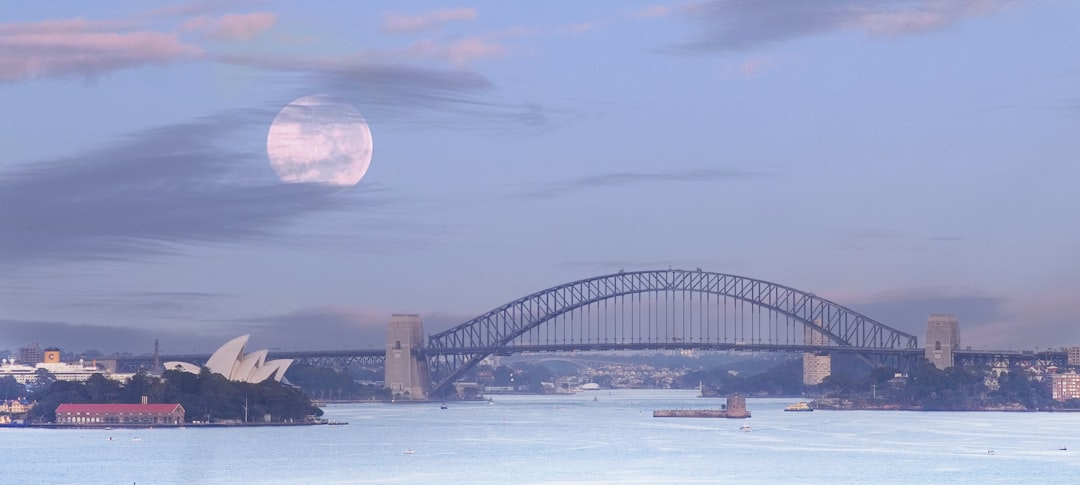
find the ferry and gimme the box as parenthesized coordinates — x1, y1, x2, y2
(784, 402, 813, 412)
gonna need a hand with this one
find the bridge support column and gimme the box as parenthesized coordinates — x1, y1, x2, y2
(926, 314, 959, 369)
(384, 314, 431, 400)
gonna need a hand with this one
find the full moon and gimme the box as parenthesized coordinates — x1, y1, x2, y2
(266, 95, 373, 186)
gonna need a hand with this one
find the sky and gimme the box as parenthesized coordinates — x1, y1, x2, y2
(2, 0, 1078, 356)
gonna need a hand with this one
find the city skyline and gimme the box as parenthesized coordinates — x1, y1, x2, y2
(2, 1, 1078, 354)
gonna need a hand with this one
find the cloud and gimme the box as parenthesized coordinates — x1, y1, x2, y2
(405, 37, 507, 65)
(674, 0, 1013, 52)
(0, 318, 237, 354)
(0, 17, 203, 82)
(229, 307, 474, 350)
(217, 54, 554, 131)
(0, 306, 481, 354)
(235, 307, 392, 350)
(737, 56, 773, 77)
(635, 5, 674, 19)
(191, 12, 277, 41)
(522, 168, 766, 198)
(0, 109, 390, 267)
(839, 285, 1080, 351)
(382, 7, 478, 34)
(563, 22, 599, 34)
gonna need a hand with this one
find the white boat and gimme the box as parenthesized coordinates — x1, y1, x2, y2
(404, 449, 415, 455)
(740, 425, 751, 432)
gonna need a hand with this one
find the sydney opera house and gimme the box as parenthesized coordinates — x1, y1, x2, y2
(164, 335, 292, 383)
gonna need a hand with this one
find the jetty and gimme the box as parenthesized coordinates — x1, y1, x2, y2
(653, 394, 750, 419)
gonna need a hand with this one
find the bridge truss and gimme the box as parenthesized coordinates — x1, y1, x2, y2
(425, 269, 918, 395)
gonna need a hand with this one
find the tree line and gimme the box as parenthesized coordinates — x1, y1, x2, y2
(25, 369, 322, 423)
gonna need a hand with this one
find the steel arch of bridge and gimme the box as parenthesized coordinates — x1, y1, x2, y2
(426, 269, 918, 394)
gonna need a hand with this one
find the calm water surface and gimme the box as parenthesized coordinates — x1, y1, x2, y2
(4, 389, 1079, 484)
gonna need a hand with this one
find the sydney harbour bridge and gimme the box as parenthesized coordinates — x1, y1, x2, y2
(117, 269, 1066, 397)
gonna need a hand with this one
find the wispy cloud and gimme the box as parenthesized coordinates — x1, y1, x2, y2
(522, 168, 766, 198)
(0, 109, 390, 267)
(674, 0, 1013, 52)
(183, 12, 277, 41)
(404, 37, 507, 66)
(737, 56, 774, 77)
(563, 22, 599, 34)
(216, 54, 554, 131)
(634, 5, 674, 19)
(0, 17, 203, 82)
(382, 7, 478, 34)
(0, 318, 238, 354)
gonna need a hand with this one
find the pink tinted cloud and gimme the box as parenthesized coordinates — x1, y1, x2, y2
(738, 56, 773, 77)
(383, 7, 477, 34)
(205, 12, 276, 41)
(406, 37, 506, 66)
(849, 0, 1008, 35)
(0, 18, 203, 82)
(635, 5, 673, 18)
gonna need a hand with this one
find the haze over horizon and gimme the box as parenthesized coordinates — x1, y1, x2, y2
(2, 1, 1078, 355)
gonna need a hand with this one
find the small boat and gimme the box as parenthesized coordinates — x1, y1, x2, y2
(784, 402, 813, 412)
(739, 425, 751, 432)
(440, 403, 448, 410)
(132, 437, 142, 442)
(404, 449, 415, 455)
(1060, 446, 1068, 451)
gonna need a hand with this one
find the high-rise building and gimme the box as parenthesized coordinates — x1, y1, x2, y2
(1066, 347, 1080, 367)
(1051, 373, 1080, 401)
(17, 343, 44, 364)
(803, 318, 831, 385)
(925, 314, 960, 369)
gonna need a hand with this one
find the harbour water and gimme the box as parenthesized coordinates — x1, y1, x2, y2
(4, 389, 1080, 484)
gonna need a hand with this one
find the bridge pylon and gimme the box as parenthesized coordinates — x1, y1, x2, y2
(384, 314, 431, 400)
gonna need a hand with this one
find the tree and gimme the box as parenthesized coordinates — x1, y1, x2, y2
(0, 376, 26, 400)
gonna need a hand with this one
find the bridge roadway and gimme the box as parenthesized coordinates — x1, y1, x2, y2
(112, 346, 1066, 373)
(104, 269, 1071, 388)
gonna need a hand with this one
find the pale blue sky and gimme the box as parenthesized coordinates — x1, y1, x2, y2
(2, 0, 1078, 354)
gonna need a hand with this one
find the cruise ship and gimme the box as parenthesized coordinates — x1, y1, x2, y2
(1, 354, 131, 384)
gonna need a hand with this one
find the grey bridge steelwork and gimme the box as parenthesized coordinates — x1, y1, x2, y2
(113, 269, 1069, 391)
(424, 269, 920, 395)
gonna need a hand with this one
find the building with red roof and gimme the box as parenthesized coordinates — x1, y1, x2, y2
(55, 403, 185, 426)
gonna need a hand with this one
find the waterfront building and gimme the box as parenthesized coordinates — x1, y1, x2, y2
(1050, 373, 1080, 401)
(55, 403, 185, 426)
(803, 318, 831, 385)
(163, 335, 292, 383)
(926, 314, 960, 369)
(1, 398, 32, 415)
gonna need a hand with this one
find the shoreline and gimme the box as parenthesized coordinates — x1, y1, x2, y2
(15, 420, 348, 429)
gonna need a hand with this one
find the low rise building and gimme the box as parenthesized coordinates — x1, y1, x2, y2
(55, 403, 185, 426)
(1, 398, 32, 415)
